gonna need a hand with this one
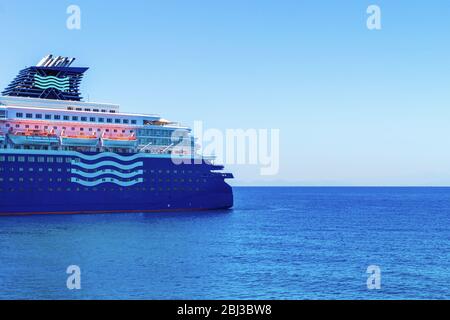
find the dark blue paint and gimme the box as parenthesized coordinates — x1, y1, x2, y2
(0, 152, 233, 214)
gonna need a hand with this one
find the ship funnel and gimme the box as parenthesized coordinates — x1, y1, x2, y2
(36, 55, 76, 68)
(37, 54, 53, 67)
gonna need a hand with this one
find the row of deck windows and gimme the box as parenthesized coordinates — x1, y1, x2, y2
(67, 107, 116, 113)
(137, 129, 174, 137)
(0, 156, 71, 163)
(6, 123, 135, 134)
(0, 157, 205, 174)
(15, 112, 138, 125)
(0, 186, 202, 192)
(0, 176, 207, 183)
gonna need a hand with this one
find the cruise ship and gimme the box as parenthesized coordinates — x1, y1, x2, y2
(0, 55, 233, 215)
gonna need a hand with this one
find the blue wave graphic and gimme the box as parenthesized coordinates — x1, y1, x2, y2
(71, 177, 144, 187)
(70, 155, 144, 186)
(34, 74, 70, 91)
(71, 160, 143, 170)
(75, 152, 145, 162)
(71, 169, 144, 179)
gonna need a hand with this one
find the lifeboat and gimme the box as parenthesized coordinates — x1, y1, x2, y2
(60, 130, 99, 147)
(8, 128, 59, 145)
(101, 132, 138, 149)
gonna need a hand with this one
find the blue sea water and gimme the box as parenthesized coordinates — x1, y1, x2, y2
(1, 187, 450, 300)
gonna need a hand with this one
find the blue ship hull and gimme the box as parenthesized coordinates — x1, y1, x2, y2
(0, 151, 233, 216)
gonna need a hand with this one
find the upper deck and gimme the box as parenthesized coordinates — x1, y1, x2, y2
(0, 55, 195, 156)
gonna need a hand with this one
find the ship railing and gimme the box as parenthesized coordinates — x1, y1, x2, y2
(202, 154, 217, 160)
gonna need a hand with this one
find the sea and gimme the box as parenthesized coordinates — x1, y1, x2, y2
(1, 187, 450, 300)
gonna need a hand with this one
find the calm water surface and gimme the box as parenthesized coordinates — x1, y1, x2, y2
(1, 187, 450, 299)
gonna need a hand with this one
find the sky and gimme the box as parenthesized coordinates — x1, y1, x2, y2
(0, 0, 449, 186)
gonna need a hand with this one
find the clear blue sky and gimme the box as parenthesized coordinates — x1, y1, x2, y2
(1, 1, 449, 185)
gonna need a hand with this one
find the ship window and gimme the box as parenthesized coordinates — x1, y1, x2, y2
(110, 110, 116, 113)
(45, 114, 51, 119)
(63, 116, 70, 121)
(7, 156, 15, 162)
(90, 117, 96, 122)
(98, 118, 104, 123)
(107, 118, 112, 123)
(101, 109, 107, 113)
(67, 107, 73, 110)
(93, 109, 99, 112)
(72, 116, 79, 121)
(0, 156, 4, 162)
(54, 115, 61, 120)
(15, 124, 20, 128)
(26, 113, 33, 118)
(16, 112, 23, 118)
(123, 119, 129, 124)
(76, 108, 82, 111)
(47, 157, 54, 163)
(27, 157, 35, 162)
(115, 119, 121, 124)
(85, 109, 91, 112)
(131, 120, 137, 125)
(81, 117, 87, 122)
(56, 157, 63, 163)
(35, 114, 42, 119)
(37, 157, 45, 163)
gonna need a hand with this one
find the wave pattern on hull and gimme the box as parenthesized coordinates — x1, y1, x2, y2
(70, 154, 145, 186)
(71, 177, 144, 187)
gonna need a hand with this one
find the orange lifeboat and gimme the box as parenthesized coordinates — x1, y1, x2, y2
(101, 132, 137, 148)
(60, 130, 99, 147)
(8, 129, 59, 145)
